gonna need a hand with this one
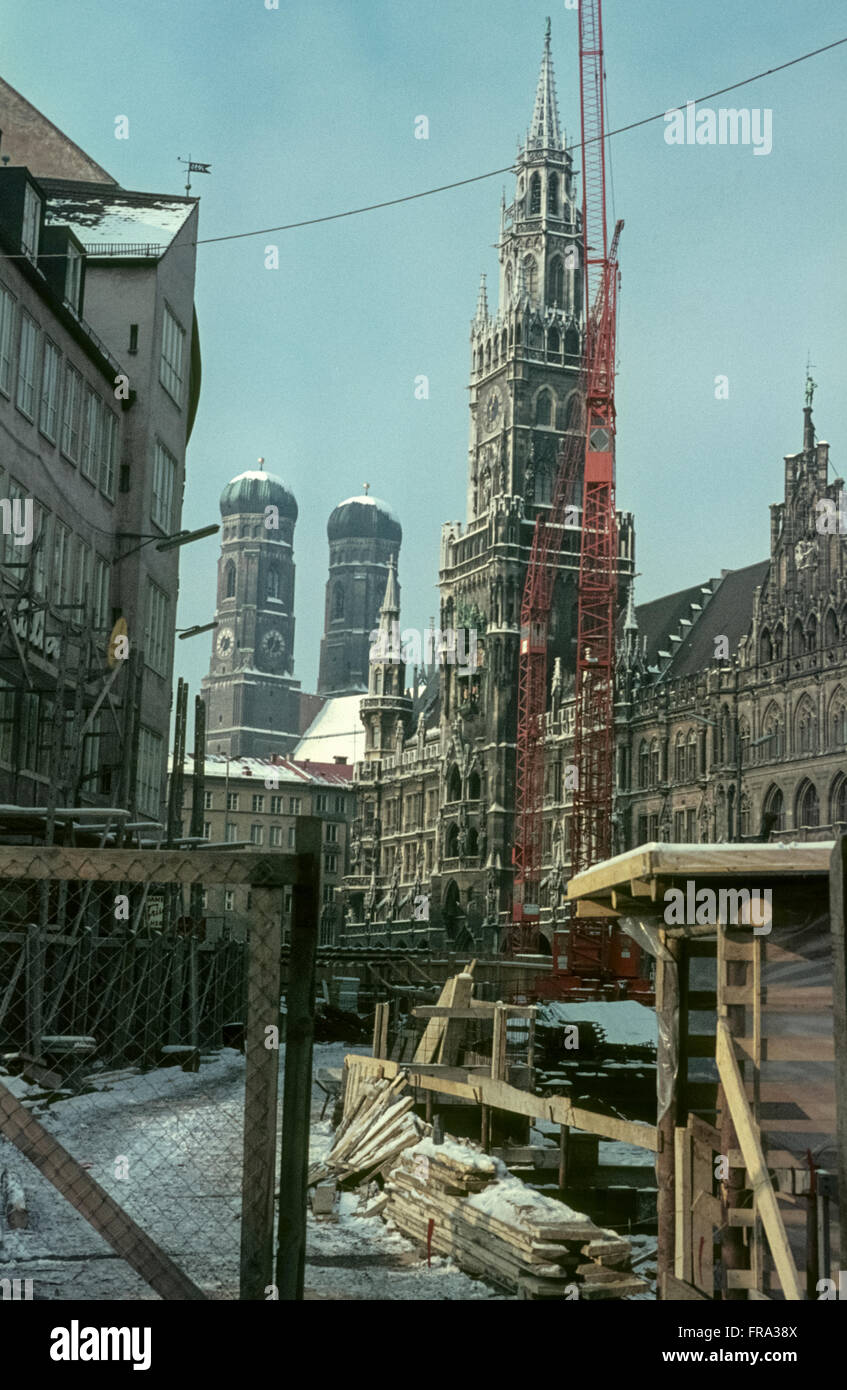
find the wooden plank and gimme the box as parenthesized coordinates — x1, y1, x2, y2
(725, 985, 832, 1010)
(0, 1079, 205, 1299)
(0, 847, 301, 886)
(439, 971, 475, 1066)
(732, 1036, 835, 1063)
(344, 1053, 659, 1150)
(662, 1272, 709, 1300)
(412, 1005, 536, 1019)
(674, 1127, 692, 1282)
(413, 963, 474, 1064)
(715, 1020, 803, 1300)
(568, 843, 833, 904)
(491, 1003, 507, 1082)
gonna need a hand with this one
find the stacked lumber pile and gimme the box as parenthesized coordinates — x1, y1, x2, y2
(385, 1136, 647, 1299)
(308, 1072, 424, 1189)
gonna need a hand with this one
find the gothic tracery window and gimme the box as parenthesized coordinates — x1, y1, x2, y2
(547, 172, 559, 215)
(224, 561, 236, 599)
(535, 390, 553, 426)
(547, 256, 565, 308)
(796, 779, 819, 829)
(529, 172, 541, 215)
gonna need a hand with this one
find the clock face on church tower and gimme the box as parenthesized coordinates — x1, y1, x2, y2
(216, 627, 234, 658)
(260, 628, 286, 667)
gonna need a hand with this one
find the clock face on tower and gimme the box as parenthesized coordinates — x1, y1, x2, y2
(260, 628, 286, 667)
(483, 388, 502, 432)
(216, 627, 234, 658)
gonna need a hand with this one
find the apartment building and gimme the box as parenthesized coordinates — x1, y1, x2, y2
(0, 79, 201, 823)
(176, 753, 354, 944)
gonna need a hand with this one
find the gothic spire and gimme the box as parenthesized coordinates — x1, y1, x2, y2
(380, 554, 400, 622)
(474, 272, 489, 326)
(528, 18, 563, 152)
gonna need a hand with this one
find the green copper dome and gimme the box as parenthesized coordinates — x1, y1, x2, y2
(220, 469, 298, 521)
(327, 494, 401, 543)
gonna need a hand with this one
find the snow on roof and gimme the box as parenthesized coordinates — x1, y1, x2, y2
(42, 184, 195, 253)
(171, 752, 353, 787)
(293, 694, 365, 765)
(537, 1000, 658, 1048)
(335, 494, 400, 523)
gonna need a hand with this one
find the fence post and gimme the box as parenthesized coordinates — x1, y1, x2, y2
(276, 817, 321, 1301)
(829, 833, 847, 1266)
(239, 879, 284, 1300)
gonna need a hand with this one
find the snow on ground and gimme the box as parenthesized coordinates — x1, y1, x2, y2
(0, 1042, 507, 1301)
(537, 1000, 657, 1047)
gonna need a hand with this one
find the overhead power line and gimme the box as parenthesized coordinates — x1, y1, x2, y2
(193, 35, 847, 248)
(2, 34, 844, 261)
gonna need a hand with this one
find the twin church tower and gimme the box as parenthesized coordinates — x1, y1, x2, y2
(201, 466, 401, 757)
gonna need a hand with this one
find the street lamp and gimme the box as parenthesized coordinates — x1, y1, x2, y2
(113, 523, 219, 564)
(178, 621, 218, 641)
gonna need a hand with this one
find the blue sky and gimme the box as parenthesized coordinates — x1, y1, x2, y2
(5, 0, 847, 729)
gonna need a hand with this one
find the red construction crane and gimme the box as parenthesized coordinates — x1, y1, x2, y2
(512, 2, 647, 998)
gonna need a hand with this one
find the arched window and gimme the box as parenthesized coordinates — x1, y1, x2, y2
(738, 716, 751, 765)
(547, 327, 560, 356)
(763, 784, 784, 833)
(791, 618, 804, 657)
(565, 326, 580, 356)
(535, 389, 553, 426)
(547, 256, 565, 308)
(333, 583, 344, 620)
(505, 265, 513, 303)
(805, 613, 817, 653)
(674, 731, 685, 781)
(739, 792, 751, 838)
(759, 628, 772, 664)
(529, 172, 541, 215)
(830, 689, 847, 747)
(638, 740, 649, 789)
(468, 769, 481, 800)
(832, 774, 847, 826)
(447, 823, 460, 857)
(773, 624, 785, 660)
(466, 827, 479, 857)
(650, 739, 660, 787)
(547, 172, 559, 214)
(796, 779, 819, 829)
(267, 564, 280, 600)
(795, 697, 816, 755)
(824, 608, 839, 646)
(687, 730, 698, 780)
(447, 764, 462, 801)
(522, 256, 538, 300)
(761, 705, 782, 760)
(224, 561, 236, 599)
(565, 392, 582, 430)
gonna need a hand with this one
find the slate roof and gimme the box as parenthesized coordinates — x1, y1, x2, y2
(666, 560, 769, 678)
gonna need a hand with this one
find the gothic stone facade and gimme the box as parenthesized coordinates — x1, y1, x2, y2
(340, 30, 635, 949)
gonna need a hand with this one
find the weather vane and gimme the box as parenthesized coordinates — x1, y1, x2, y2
(178, 155, 212, 197)
(362, 482, 370, 494)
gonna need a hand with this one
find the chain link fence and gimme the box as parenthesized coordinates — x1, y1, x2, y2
(0, 844, 313, 1301)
